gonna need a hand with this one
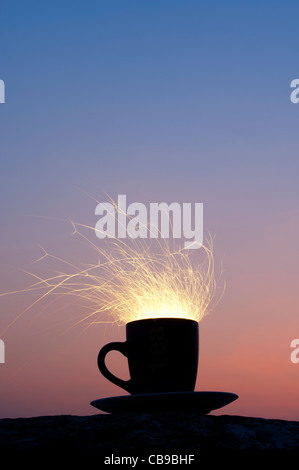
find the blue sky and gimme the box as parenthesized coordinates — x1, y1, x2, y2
(1, 0, 298, 274)
(1, 1, 298, 190)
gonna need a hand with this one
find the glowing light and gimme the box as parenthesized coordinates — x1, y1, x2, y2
(0, 198, 222, 332)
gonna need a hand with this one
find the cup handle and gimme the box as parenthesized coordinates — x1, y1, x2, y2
(97, 341, 132, 393)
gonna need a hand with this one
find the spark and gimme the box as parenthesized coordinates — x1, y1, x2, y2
(0, 198, 223, 333)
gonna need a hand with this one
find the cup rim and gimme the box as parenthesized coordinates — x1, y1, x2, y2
(126, 317, 198, 327)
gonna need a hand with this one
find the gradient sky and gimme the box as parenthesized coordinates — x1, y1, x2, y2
(0, 1, 299, 420)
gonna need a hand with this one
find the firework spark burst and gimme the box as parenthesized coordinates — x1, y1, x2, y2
(0, 200, 222, 333)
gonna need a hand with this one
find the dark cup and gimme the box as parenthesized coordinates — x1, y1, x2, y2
(97, 318, 199, 395)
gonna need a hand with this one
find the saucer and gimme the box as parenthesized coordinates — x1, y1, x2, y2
(90, 391, 238, 414)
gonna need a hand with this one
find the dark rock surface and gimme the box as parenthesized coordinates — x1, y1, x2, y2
(0, 412, 299, 464)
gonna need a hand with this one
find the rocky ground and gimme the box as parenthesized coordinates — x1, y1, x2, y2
(0, 412, 298, 464)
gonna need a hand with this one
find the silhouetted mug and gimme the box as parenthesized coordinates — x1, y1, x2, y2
(97, 318, 199, 394)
